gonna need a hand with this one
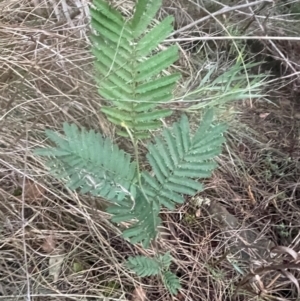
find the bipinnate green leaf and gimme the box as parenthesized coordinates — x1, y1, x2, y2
(35, 123, 137, 203)
(90, 0, 180, 138)
(143, 109, 226, 211)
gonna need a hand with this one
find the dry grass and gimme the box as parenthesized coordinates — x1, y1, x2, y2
(1, 0, 300, 300)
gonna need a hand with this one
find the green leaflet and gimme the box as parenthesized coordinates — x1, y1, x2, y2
(147, 155, 165, 184)
(159, 189, 184, 206)
(164, 181, 199, 195)
(185, 149, 222, 162)
(92, 0, 124, 27)
(147, 144, 170, 177)
(136, 16, 175, 56)
(131, 0, 162, 38)
(158, 252, 172, 269)
(193, 109, 214, 141)
(108, 187, 161, 248)
(126, 252, 181, 295)
(134, 121, 161, 131)
(90, 9, 131, 39)
(94, 55, 132, 83)
(126, 256, 160, 277)
(91, 35, 131, 63)
(94, 62, 133, 94)
(134, 93, 173, 112)
(141, 172, 160, 190)
(130, 0, 148, 33)
(193, 125, 227, 149)
(138, 83, 176, 103)
(134, 109, 172, 122)
(101, 107, 134, 121)
(137, 46, 179, 81)
(153, 136, 174, 169)
(136, 73, 180, 94)
(173, 123, 184, 159)
(173, 169, 211, 178)
(91, 20, 131, 52)
(162, 271, 181, 295)
(163, 129, 179, 166)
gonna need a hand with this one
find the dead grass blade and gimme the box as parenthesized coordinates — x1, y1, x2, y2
(271, 246, 299, 261)
(280, 270, 300, 299)
(131, 286, 146, 301)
